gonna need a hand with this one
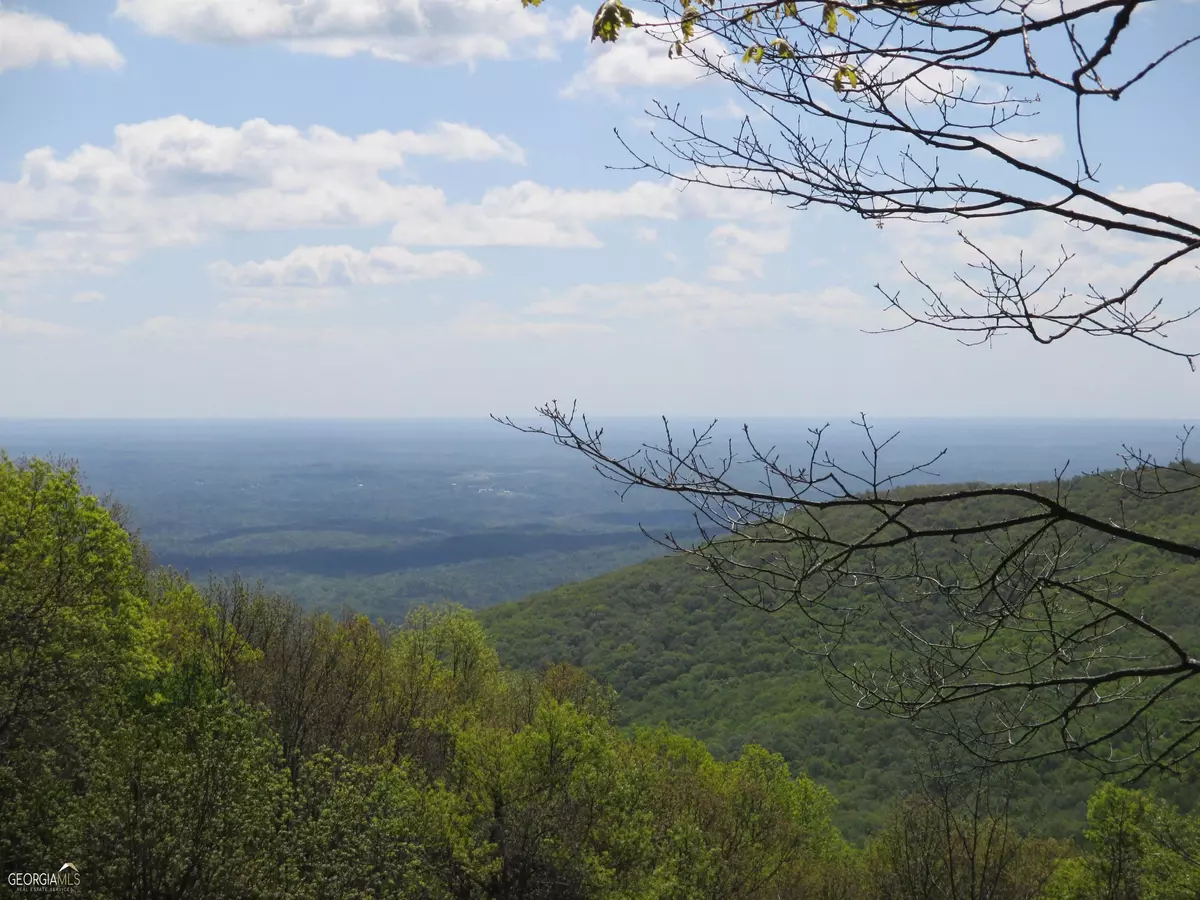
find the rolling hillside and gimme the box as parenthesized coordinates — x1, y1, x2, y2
(478, 470, 1200, 840)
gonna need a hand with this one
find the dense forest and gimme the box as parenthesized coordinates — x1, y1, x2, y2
(479, 469, 1200, 841)
(5, 454, 1200, 898)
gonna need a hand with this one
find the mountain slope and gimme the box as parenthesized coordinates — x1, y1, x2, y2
(478, 471, 1200, 840)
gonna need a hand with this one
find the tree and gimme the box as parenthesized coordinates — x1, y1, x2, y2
(1039, 782, 1200, 900)
(1079, 783, 1200, 900)
(505, 0, 1200, 777)
(868, 756, 1067, 900)
(0, 455, 153, 874)
(283, 752, 487, 900)
(60, 691, 289, 900)
(629, 728, 853, 899)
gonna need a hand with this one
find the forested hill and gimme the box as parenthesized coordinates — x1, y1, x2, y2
(10, 453, 1200, 897)
(480, 552, 926, 838)
(478, 469, 1200, 840)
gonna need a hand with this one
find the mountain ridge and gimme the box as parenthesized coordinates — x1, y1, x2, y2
(478, 467, 1200, 839)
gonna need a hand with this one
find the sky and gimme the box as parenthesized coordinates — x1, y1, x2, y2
(0, 0, 1197, 420)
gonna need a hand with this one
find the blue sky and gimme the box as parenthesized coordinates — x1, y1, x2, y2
(0, 0, 1197, 419)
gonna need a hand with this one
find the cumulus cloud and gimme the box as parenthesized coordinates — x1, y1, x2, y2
(858, 53, 987, 106)
(0, 116, 522, 287)
(1110, 182, 1200, 230)
(32, 116, 521, 193)
(1000, 0, 1103, 19)
(889, 181, 1200, 284)
(981, 131, 1066, 162)
(115, 0, 591, 66)
(212, 244, 482, 288)
(705, 223, 789, 282)
(0, 10, 124, 73)
(875, 180, 1200, 333)
(0, 115, 788, 302)
(562, 11, 727, 97)
(524, 277, 871, 328)
(390, 177, 781, 247)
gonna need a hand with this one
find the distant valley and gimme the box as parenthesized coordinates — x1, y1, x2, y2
(3, 416, 1191, 618)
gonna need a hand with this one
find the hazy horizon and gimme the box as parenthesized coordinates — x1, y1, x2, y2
(3, 413, 1195, 422)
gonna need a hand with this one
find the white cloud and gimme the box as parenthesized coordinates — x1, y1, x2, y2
(0, 117, 786, 302)
(705, 222, 789, 282)
(524, 277, 871, 328)
(56, 116, 521, 187)
(0, 10, 124, 73)
(0, 310, 74, 338)
(0, 116, 522, 287)
(858, 54, 985, 107)
(70, 290, 105, 304)
(212, 244, 482, 288)
(891, 182, 1200, 283)
(875, 180, 1200, 332)
(981, 131, 1065, 162)
(1110, 182, 1200, 229)
(116, 0, 591, 66)
(390, 177, 781, 247)
(1000, 0, 1101, 19)
(635, 226, 659, 242)
(562, 11, 726, 97)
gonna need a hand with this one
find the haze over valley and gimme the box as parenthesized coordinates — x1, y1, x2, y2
(4, 416, 1189, 616)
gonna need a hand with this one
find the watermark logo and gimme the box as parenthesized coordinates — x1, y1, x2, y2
(6, 863, 81, 893)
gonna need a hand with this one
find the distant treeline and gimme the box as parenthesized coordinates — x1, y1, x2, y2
(161, 527, 657, 578)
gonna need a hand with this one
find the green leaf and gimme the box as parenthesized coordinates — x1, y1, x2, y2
(823, 3, 838, 32)
(823, 2, 854, 33)
(742, 43, 767, 65)
(681, 6, 701, 40)
(591, 0, 635, 42)
(770, 38, 794, 59)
